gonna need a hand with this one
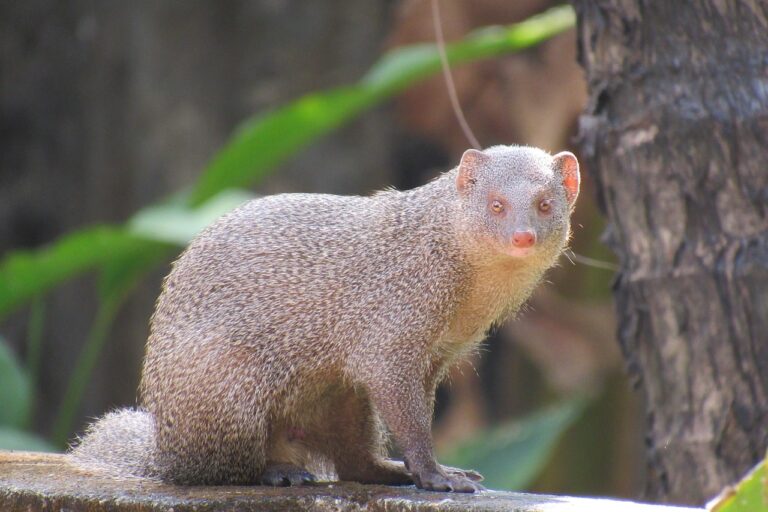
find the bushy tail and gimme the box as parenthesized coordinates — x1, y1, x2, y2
(68, 408, 161, 480)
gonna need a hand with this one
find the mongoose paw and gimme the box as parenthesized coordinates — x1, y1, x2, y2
(440, 464, 484, 483)
(413, 469, 483, 493)
(260, 463, 317, 487)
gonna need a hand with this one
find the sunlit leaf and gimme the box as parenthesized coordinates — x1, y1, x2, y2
(707, 455, 768, 512)
(439, 398, 585, 491)
(129, 189, 255, 246)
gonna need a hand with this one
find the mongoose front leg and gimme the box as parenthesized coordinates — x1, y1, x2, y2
(367, 373, 481, 493)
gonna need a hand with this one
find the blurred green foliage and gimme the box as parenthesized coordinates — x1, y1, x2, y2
(0, 337, 55, 451)
(0, 5, 583, 490)
(0, 5, 576, 321)
(440, 398, 586, 490)
(0, 338, 31, 429)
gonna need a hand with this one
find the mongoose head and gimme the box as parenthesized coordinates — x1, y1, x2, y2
(454, 145, 580, 260)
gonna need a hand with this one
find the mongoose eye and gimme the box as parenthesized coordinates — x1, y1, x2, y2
(491, 199, 504, 214)
(538, 199, 552, 214)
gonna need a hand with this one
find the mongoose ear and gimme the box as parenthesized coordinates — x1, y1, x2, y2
(456, 149, 488, 195)
(553, 151, 580, 207)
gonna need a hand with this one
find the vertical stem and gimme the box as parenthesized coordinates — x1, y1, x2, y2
(51, 292, 125, 447)
(25, 298, 45, 405)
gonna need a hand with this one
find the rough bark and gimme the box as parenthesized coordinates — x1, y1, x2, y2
(574, 0, 768, 505)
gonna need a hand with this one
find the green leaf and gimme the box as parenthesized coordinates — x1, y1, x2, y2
(439, 398, 585, 491)
(0, 427, 57, 452)
(188, 5, 575, 205)
(708, 455, 768, 512)
(0, 227, 174, 320)
(0, 337, 32, 429)
(25, 298, 45, 396)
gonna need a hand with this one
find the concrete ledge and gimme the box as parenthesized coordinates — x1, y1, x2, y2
(0, 451, 703, 512)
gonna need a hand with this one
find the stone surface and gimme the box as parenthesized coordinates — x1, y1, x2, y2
(0, 451, 704, 511)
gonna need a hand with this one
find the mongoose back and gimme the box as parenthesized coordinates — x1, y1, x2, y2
(70, 145, 580, 492)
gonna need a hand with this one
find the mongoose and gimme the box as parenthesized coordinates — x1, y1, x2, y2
(70, 145, 580, 493)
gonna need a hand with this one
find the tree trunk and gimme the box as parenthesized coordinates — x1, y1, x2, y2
(574, 0, 768, 505)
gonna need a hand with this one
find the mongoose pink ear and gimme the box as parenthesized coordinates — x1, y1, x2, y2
(456, 149, 488, 195)
(553, 151, 580, 207)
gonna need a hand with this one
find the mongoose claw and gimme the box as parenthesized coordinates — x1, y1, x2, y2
(440, 465, 484, 483)
(414, 470, 483, 493)
(259, 463, 317, 487)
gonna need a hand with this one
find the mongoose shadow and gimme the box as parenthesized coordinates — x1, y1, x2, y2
(70, 145, 580, 493)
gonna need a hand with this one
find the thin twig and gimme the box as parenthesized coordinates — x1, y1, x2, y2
(431, 0, 481, 150)
(432, 2, 615, 273)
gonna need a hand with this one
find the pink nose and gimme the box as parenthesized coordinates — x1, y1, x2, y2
(512, 229, 536, 248)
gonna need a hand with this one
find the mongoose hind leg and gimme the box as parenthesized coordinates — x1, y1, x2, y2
(146, 345, 272, 485)
(260, 426, 317, 486)
(304, 387, 412, 486)
(260, 463, 317, 487)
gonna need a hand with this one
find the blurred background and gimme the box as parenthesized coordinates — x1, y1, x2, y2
(0, 0, 640, 498)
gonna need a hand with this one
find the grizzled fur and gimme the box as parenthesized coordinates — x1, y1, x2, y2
(69, 145, 580, 493)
